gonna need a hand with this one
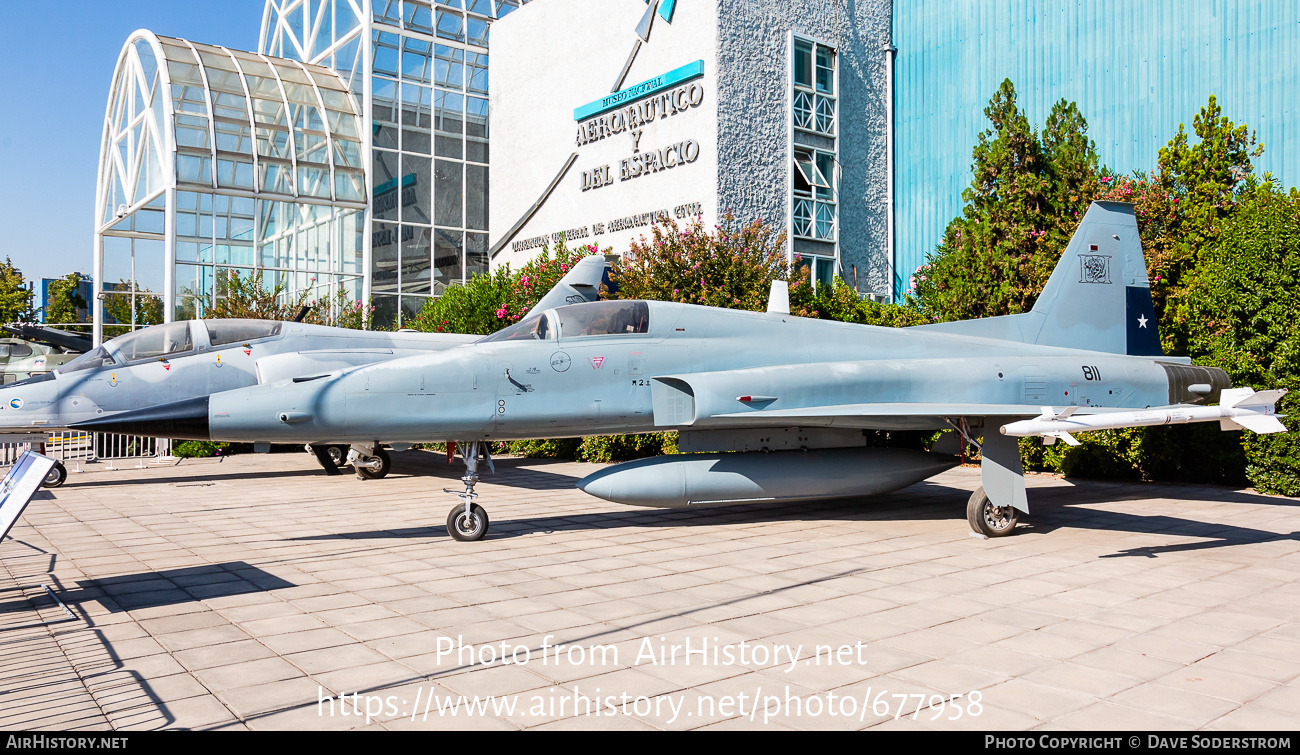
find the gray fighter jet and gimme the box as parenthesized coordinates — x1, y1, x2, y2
(75, 203, 1287, 540)
(4, 257, 608, 487)
(0, 319, 476, 485)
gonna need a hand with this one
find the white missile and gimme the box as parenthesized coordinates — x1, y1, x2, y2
(1000, 387, 1288, 445)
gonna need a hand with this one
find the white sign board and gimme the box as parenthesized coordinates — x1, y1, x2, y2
(0, 451, 55, 542)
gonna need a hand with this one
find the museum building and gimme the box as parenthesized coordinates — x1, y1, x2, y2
(91, 0, 1300, 341)
(489, 0, 894, 297)
(94, 0, 533, 340)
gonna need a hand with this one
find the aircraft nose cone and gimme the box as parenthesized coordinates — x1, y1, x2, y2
(70, 396, 211, 440)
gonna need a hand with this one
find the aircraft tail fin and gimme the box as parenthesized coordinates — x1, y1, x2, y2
(1026, 201, 1160, 355)
(767, 280, 790, 314)
(912, 201, 1160, 356)
(523, 254, 608, 319)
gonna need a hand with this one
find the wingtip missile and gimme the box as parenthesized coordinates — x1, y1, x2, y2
(1002, 388, 1289, 443)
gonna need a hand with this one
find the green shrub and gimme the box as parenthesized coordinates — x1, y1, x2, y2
(506, 438, 582, 459)
(576, 433, 677, 463)
(1182, 186, 1300, 494)
(173, 440, 231, 458)
(411, 242, 604, 336)
(911, 80, 1107, 321)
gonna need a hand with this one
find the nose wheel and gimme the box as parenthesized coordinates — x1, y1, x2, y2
(445, 441, 492, 541)
(447, 502, 489, 542)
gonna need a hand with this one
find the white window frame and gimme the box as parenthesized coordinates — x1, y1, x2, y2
(787, 32, 840, 279)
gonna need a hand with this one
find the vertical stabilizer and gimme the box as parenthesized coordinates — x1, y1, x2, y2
(524, 255, 609, 319)
(767, 280, 790, 314)
(910, 201, 1161, 356)
(1027, 201, 1161, 356)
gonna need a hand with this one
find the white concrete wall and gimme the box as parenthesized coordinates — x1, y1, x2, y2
(490, 0, 719, 269)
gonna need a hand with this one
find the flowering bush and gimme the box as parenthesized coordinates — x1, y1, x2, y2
(303, 287, 376, 330)
(612, 212, 791, 311)
(410, 240, 604, 336)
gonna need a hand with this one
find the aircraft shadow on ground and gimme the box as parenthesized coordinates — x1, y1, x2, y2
(54, 561, 297, 613)
(1040, 478, 1300, 509)
(57, 454, 1297, 559)
(0, 554, 292, 729)
(60, 466, 326, 488)
(290, 458, 1300, 558)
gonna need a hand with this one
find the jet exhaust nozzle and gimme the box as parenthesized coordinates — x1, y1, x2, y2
(70, 396, 211, 440)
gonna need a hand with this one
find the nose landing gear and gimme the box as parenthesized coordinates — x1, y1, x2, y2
(445, 441, 492, 541)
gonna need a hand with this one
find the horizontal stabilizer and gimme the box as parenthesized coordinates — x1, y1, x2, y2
(1226, 388, 1287, 409)
(1222, 414, 1288, 434)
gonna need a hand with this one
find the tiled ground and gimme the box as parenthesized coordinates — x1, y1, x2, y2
(2, 449, 1298, 731)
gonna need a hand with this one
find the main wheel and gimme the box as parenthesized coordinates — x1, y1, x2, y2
(42, 461, 67, 488)
(355, 447, 391, 479)
(967, 486, 1019, 537)
(447, 503, 489, 541)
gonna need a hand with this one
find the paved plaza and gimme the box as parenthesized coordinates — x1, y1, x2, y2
(2, 449, 1299, 731)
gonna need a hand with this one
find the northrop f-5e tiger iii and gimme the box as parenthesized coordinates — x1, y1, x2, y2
(77, 202, 1288, 540)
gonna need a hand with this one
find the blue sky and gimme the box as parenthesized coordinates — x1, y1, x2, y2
(0, 0, 269, 288)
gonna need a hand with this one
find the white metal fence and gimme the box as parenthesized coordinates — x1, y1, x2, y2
(1, 432, 173, 471)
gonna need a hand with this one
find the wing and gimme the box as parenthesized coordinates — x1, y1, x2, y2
(648, 361, 1140, 431)
(705, 402, 1133, 429)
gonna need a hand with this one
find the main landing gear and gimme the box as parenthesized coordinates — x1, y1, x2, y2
(445, 441, 492, 541)
(306, 444, 391, 478)
(350, 445, 391, 479)
(42, 460, 67, 488)
(966, 486, 1019, 538)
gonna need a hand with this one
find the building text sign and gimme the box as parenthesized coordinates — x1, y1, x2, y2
(573, 60, 704, 121)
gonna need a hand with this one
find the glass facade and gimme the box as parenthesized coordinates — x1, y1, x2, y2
(93, 33, 367, 344)
(261, 0, 530, 327)
(791, 34, 838, 289)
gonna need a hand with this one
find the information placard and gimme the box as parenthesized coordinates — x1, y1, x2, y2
(0, 451, 56, 542)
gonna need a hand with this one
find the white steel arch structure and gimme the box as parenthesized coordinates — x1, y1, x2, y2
(259, 0, 533, 327)
(93, 31, 367, 345)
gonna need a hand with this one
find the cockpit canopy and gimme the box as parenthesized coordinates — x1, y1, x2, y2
(0, 341, 35, 358)
(57, 345, 117, 373)
(204, 319, 283, 346)
(478, 301, 650, 343)
(57, 319, 288, 374)
(111, 321, 194, 362)
(556, 300, 649, 337)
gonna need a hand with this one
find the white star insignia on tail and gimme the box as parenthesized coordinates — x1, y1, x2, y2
(1137, 314, 1148, 328)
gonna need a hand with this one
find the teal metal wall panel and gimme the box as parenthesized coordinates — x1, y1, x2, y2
(892, 0, 1298, 298)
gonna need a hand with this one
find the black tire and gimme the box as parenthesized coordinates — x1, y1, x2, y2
(967, 486, 1019, 537)
(42, 461, 67, 488)
(355, 447, 391, 479)
(326, 445, 346, 466)
(447, 503, 489, 541)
